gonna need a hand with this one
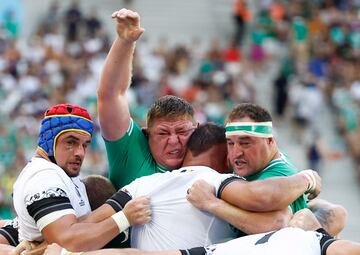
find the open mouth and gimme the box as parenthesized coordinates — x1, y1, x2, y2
(168, 149, 182, 157)
(234, 159, 247, 167)
(70, 162, 81, 168)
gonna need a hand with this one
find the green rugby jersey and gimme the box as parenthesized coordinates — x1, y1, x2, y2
(104, 119, 169, 189)
(246, 154, 308, 214)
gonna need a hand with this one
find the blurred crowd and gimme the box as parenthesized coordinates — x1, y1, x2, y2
(0, 0, 360, 217)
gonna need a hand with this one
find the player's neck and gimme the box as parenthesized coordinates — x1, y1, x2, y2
(182, 151, 211, 168)
(182, 155, 207, 168)
(182, 145, 227, 172)
(34, 148, 51, 162)
(270, 150, 281, 161)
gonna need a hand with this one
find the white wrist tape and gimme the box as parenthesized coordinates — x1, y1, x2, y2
(60, 248, 83, 255)
(111, 211, 130, 233)
(300, 170, 317, 192)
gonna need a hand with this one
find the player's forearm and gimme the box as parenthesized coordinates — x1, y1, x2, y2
(248, 174, 308, 211)
(79, 204, 116, 223)
(53, 219, 122, 251)
(0, 244, 14, 255)
(208, 199, 290, 234)
(222, 174, 308, 211)
(327, 240, 360, 255)
(98, 37, 135, 99)
(77, 248, 144, 255)
(79, 249, 181, 255)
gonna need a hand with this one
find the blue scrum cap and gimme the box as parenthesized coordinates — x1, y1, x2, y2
(37, 104, 94, 158)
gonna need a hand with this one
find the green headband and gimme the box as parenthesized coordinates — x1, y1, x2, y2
(225, 122, 273, 138)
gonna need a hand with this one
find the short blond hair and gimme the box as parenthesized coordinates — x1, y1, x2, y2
(146, 95, 195, 128)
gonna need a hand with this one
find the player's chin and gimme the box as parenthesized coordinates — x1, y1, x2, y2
(232, 166, 250, 177)
(163, 157, 183, 169)
(66, 165, 81, 177)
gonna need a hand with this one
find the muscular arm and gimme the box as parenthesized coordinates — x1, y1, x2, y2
(308, 199, 348, 237)
(79, 204, 116, 223)
(220, 172, 317, 212)
(0, 244, 13, 255)
(187, 180, 291, 234)
(74, 249, 179, 255)
(327, 240, 360, 255)
(42, 214, 123, 252)
(41, 196, 151, 251)
(80, 195, 151, 224)
(44, 243, 181, 255)
(97, 9, 144, 141)
(289, 210, 360, 255)
(204, 198, 291, 234)
(82, 250, 180, 255)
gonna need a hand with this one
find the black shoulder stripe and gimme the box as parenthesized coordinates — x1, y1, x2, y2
(316, 228, 337, 255)
(180, 247, 206, 255)
(0, 225, 19, 246)
(105, 190, 132, 212)
(217, 176, 245, 198)
(27, 196, 73, 222)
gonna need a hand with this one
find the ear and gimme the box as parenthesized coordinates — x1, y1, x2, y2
(142, 127, 149, 138)
(267, 137, 275, 145)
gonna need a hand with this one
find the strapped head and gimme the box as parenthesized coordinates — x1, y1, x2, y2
(225, 121, 273, 138)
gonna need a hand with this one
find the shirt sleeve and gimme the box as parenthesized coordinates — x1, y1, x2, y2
(216, 174, 246, 198)
(0, 218, 19, 246)
(120, 177, 142, 198)
(104, 119, 155, 189)
(23, 170, 76, 231)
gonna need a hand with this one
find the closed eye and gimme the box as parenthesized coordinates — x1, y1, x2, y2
(226, 140, 234, 146)
(156, 132, 170, 136)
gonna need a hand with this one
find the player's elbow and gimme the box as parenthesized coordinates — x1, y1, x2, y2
(263, 209, 291, 232)
(273, 209, 292, 229)
(245, 209, 291, 235)
(327, 204, 348, 237)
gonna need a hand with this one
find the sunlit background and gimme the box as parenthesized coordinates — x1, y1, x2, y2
(1, 0, 360, 242)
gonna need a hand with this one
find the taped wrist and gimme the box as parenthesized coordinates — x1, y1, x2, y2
(179, 247, 206, 255)
(111, 211, 130, 233)
(300, 170, 317, 193)
(316, 228, 337, 255)
(105, 190, 132, 212)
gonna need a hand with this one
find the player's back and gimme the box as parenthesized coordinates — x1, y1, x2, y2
(211, 227, 321, 255)
(123, 166, 238, 251)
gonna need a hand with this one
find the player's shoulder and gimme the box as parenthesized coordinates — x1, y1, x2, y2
(15, 158, 59, 186)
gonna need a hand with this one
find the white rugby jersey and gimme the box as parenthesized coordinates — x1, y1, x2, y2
(208, 227, 321, 255)
(122, 165, 241, 251)
(13, 157, 91, 242)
